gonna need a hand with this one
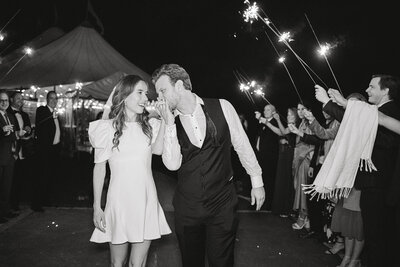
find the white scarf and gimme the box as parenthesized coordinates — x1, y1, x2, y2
(303, 100, 378, 199)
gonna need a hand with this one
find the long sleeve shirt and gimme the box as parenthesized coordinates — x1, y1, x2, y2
(162, 94, 263, 188)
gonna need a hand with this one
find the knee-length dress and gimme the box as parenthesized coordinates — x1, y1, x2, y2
(89, 119, 171, 244)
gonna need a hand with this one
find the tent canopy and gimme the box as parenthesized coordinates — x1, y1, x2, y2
(0, 25, 153, 97)
(81, 71, 126, 100)
(0, 27, 65, 67)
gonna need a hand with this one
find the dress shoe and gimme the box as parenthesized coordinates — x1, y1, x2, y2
(0, 217, 9, 224)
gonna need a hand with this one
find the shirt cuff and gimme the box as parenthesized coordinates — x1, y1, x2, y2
(165, 124, 177, 137)
(250, 175, 264, 188)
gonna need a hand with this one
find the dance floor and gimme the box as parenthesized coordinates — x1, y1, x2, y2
(0, 169, 340, 266)
(0, 210, 340, 267)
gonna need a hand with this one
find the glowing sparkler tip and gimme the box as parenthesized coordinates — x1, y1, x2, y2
(278, 56, 286, 63)
(243, 2, 259, 23)
(317, 43, 331, 56)
(0, 33, 5, 42)
(254, 88, 265, 96)
(278, 32, 294, 43)
(23, 47, 34, 55)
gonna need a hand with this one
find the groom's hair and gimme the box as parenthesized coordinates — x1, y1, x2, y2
(152, 64, 192, 91)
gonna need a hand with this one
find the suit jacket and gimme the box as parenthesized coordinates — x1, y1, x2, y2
(255, 118, 279, 160)
(0, 110, 18, 165)
(8, 107, 33, 158)
(323, 100, 400, 189)
(35, 106, 60, 149)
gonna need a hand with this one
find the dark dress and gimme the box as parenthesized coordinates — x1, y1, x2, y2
(271, 133, 296, 215)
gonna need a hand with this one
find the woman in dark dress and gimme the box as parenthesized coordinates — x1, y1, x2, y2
(272, 108, 299, 216)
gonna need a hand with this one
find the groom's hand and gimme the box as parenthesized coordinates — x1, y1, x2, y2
(251, 186, 265, 211)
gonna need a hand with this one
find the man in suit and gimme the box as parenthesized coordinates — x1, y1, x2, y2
(8, 91, 33, 212)
(0, 90, 19, 223)
(32, 91, 61, 212)
(254, 105, 280, 210)
(153, 64, 265, 267)
(315, 74, 400, 267)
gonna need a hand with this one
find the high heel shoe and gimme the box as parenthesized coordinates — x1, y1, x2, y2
(292, 217, 310, 230)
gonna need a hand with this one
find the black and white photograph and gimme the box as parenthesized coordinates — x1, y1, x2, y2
(1, 0, 400, 266)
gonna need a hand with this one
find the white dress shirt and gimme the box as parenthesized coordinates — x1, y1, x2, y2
(162, 94, 263, 188)
(47, 106, 60, 145)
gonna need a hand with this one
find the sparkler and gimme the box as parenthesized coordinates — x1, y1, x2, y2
(243, 2, 259, 24)
(305, 13, 343, 95)
(0, 46, 34, 81)
(0, 9, 21, 41)
(242, 1, 329, 88)
(265, 30, 303, 104)
(234, 69, 257, 107)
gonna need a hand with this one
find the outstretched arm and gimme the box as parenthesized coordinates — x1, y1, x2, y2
(379, 112, 400, 135)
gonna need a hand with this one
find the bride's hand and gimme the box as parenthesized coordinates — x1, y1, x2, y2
(156, 99, 175, 125)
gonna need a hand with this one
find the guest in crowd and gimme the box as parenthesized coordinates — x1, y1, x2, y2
(315, 74, 400, 267)
(8, 91, 34, 212)
(0, 90, 19, 223)
(254, 104, 280, 210)
(271, 107, 298, 217)
(290, 101, 315, 230)
(32, 91, 61, 212)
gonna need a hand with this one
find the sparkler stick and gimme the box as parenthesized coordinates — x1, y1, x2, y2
(242, 1, 329, 88)
(0, 9, 21, 33)
(0, 42, 13, 56)
(264, 30, 303, 104)
(304, 13, 343, 95)
(233, 69, 256, 107)
(234, 69, 287, 123)
(0, 47, 33, 81)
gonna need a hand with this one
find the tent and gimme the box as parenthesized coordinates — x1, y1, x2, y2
(0, 24, 153, 97)
(81, 71, 126, 101)
(0, 27, 65, 68)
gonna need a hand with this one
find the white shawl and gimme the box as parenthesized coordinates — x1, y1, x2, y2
(303, 100, 378, 199)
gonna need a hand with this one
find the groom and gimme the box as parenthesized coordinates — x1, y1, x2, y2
(152, 64, 265, 267)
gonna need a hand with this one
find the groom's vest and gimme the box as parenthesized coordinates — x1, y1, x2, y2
(173, 98, 234, 214)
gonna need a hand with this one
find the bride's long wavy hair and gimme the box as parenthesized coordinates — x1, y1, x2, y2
(108, 75, 152, 149)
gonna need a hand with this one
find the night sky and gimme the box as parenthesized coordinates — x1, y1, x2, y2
(2, 0, 400, 119)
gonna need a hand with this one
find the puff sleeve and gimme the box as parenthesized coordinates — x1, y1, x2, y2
(89, 120, 113, 163)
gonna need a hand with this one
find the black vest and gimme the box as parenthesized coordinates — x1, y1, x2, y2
(173, 98, 234, 214)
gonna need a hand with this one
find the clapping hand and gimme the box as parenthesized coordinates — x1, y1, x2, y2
(273, 112, 280, 121)
(303, 110, 315, 122)
(288, 123, 301, 135)
(2, 124, 14, 133)
(255, 111, 261, 120)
